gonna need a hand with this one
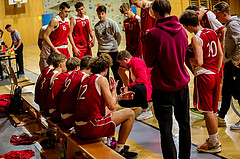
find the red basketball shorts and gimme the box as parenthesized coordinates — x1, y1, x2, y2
(74, 114, 115, 139)
(196, 73, 220, 113)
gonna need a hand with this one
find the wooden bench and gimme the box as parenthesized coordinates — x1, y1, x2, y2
(22, 93, 124, 159)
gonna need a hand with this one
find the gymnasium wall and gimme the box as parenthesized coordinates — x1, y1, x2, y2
(0, 0, 44, 47)
(0, 0, 239, 46)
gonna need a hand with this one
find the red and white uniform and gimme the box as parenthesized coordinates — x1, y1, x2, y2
(201, 10, 225, 35)
(48, 72, 69, 121)
(124, 14, 142, 58)
(58, 70, 88, 128)
(194, 29, 220, 113)
(74, 75, 115, 139)
(141, 1, 156, 59)
(34, 67, 54, 111)
(72, 15, 92, 59)
(49, 15, 70, 58)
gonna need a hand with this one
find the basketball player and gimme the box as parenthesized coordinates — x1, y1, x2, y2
(69, 2, 95, 60)
(57, 56, 91, 128)
(44, 2, 70, 58)
(119, 3, 142, 58)
(35, 53, 67, 116)
(180, 10, 223, 153)
(48, 57, 80, 122)
(74, 53, 138, 158)
(129, 0, 156, 59)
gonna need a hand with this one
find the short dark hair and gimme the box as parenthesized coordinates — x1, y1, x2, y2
(47, 52, 59, 65)
(5, 24, 11, 29)
(117, 50, 132, 61)
(96, 5, 106, 13)
(80, 55, 91, 70)
(180, 10, 199, 27)
(52, 53, 67, 68)
(75, 2, 84, 9)
(59, 2, 70, 10)
(66, 57, 80, 71)
(89, 53, 112, 74)
(151, 0, 171, 17)
(0, 29, 3, 38)
(185, 5, 200, 11)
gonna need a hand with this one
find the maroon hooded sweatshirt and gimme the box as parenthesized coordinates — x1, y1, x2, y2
(145, 16, 190, 91)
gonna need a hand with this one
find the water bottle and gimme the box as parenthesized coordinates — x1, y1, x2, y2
(57, 138, 66, 159)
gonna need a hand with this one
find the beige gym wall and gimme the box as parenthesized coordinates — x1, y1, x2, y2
(0, 0, 44, 47)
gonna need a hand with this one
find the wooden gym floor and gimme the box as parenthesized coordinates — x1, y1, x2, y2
(0, 39, 239, 158)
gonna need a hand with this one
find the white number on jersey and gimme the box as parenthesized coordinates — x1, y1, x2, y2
(77, 85, 88, 100)
(40, 78, 46, 89)
(207, 41, 217, 57)
(63, 79, 71, 92)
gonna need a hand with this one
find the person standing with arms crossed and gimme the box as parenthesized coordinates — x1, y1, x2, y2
(145, 0, 191, 158)
(44, 2, 71, 58)
(5, 24, 24, 74)
(69, 2, 95, 60)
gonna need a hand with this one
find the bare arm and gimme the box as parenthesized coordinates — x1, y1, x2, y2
(118, 67, 129, 86)
(217, 38, 223, 71)
(189, 37, 203, 67)
(99, 76, 117, 111)
(43, 18, 60, 53)
(88, 20, 95, 47)
(69, 17, 80, 57)
(219, 27, 225, 44)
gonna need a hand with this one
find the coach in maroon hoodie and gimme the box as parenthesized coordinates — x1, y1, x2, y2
(145, 0, 191, 159)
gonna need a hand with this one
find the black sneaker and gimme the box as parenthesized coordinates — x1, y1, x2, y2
(118, 146, 138, 159)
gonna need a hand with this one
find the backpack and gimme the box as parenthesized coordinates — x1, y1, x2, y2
(8, 86, 23, 114)
(0, 94, 13, 112)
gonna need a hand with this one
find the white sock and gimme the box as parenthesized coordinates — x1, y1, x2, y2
(218, 101, 222, 109)
(115, 143, 124, 152)
(209, 133, 219, 145)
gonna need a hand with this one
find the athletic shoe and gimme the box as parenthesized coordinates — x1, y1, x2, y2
(136, 108, 153, 120)
(197, 138, 221, 153)
(217, 116, 226, 127)
(118, 146, 138, 159)
(190, 108, 203, 115)
(230, 120, 240, 130)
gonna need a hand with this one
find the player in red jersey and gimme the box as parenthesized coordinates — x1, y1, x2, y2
(69, 2, 95, 60)
(120, 3, 142, 58)
(44, 2, 71, 58)
(180, 10, 223, 153)
(48, 57, 81, 122)
(185, 6, 226, 114)
(57, 56, 91, 128)
(35, 53, 67, 116)
(74, 53, 138, 158)
(129, 0, 156, 59)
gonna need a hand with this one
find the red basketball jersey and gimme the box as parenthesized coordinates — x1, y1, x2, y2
(49, 15, 70, 47)
(58, 70, 88, 114)
(194, 29, 219, 73)
(124, 15, 142, 57)
(73, 15, 90, 47)
(75, 75, 105, 122)
(35, 68, 55, 110)
(48, 72, 69, 110)
(201, 10, 225, 34)
(141, 1, 156, 36)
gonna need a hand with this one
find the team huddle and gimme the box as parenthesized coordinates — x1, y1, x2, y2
(35, 0, 240, 159)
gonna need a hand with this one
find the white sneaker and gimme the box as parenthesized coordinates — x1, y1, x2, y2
(230, 120, 240, 130)
(136, 108, 153, 120)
